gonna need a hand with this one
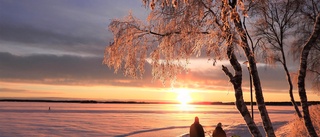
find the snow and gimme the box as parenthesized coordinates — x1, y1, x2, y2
(0, 102, 319, 137)
(275, 105, 320, 137)
(182, 104, 320, 137)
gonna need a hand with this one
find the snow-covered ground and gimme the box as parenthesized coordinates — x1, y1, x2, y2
(275, 105, 320, 137)
(182, 104, 320, 137)
(0, 102, 318, 137)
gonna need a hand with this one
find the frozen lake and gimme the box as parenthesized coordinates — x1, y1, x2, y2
(0, 102, 295, 137)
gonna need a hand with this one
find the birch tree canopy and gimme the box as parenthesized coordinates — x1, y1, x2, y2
(103, 0, 254, 84)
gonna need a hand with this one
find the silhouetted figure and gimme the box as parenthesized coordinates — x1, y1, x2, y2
(189, 116, 205, 137)
(48, 107, 51, 111)
(212, 123, 226, 137)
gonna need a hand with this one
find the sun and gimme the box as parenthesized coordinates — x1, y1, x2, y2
(176, 89, 192, 105)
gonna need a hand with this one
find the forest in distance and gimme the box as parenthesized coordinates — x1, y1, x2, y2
(1, 99, 319, 106)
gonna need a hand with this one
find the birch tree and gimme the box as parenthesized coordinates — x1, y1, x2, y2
(292, 0, 320, 94)
(251, 0, 302, 118)
(297, 13, 320, 137)
(104, 0, 274, 136)
(287, 1, 320, 136)
(291, 1, 320, 136)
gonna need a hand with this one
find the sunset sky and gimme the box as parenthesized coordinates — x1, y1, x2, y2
(0, 0, 319, 102)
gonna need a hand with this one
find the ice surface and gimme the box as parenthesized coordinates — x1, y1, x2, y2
(0, 102, 315, 137)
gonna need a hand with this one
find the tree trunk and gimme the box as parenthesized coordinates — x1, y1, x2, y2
(231, 9, 276, 137)
(297, 13, 320, 137)
(282, 59, 302, 118)
(231, 16, 276, 137)
(222, 44, 262, 137)
(280, 45, 302, 117)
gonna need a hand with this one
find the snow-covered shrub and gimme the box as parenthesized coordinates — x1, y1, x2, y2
(276, 104, 320, 136)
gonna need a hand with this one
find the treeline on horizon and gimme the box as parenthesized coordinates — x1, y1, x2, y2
(0, 99, 319, 106)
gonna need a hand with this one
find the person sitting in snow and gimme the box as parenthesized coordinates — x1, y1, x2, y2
(212, 122, 226, 137)
(189, 116, 205, 137)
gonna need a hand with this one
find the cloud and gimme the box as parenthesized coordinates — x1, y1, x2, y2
(0, 22, 106, 56)
(0, 87, 60, 94)
(0, 52, 160, 87)
(0, 88, 29, 93)
(176, 58, 294, 92)
(0, 0, 148, 57)
(0, 51, 302, 94)
(0, 52, 114, 83)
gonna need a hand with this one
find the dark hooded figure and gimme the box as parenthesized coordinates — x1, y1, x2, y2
(212, 123, 226, 137)
(189, 116, 205, 137)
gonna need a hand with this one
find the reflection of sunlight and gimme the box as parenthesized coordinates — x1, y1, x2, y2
(170, 88, 196, 111)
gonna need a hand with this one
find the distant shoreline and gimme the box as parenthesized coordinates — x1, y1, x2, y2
(1, 99, 319, 106)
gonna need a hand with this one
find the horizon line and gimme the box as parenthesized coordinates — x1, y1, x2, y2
(1, 98, 320, 106)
